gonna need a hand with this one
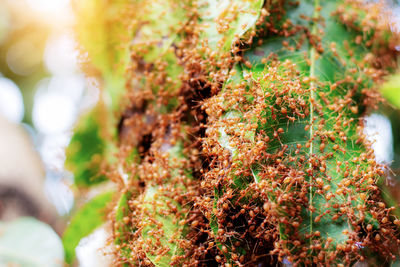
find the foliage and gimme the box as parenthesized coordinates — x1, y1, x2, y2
(382, 74, 400, 109)
(65, 104, 109, 187)
(62, 192, 113, 264)
(67, 0, 400, 266)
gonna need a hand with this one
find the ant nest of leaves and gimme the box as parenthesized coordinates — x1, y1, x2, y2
(76, 0, 400, 266)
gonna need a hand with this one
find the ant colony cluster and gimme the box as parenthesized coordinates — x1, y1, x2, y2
(73, 0, 400, 266)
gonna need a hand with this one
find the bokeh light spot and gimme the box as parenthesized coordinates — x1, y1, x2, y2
(33, 90, 76, 134)
(0, 77, 24, 123)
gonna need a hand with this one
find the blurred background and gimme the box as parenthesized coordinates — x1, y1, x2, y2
(0, 0, 101, 265)
(0, 0, 82, 221)
(0, 0, 399, 266)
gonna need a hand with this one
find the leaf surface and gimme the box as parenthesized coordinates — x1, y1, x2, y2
(65, 105, 109, 187)
(198, 0, 264, 51)
(62, 192, 113, 264)
(207, 0, 396, 262)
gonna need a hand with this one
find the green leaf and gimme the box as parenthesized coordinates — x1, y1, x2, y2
(139, 139, 191, 266)
(198, 0, 264, 51)
(141, 186, 185, 267)
(72, 0, 398, 265)
(382, 75, 400, 109)
(0, 217, 64, 267)
(207, 0, 397, 262)
(62, 192, 113, 264)
(131, 0, 191, 62)
(65, 105, 108, 187)
(115, 193, 129, 234)
(114, 192, 136, 263)
(123, 1, 191, 112)
(245, 0, 371, 242)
